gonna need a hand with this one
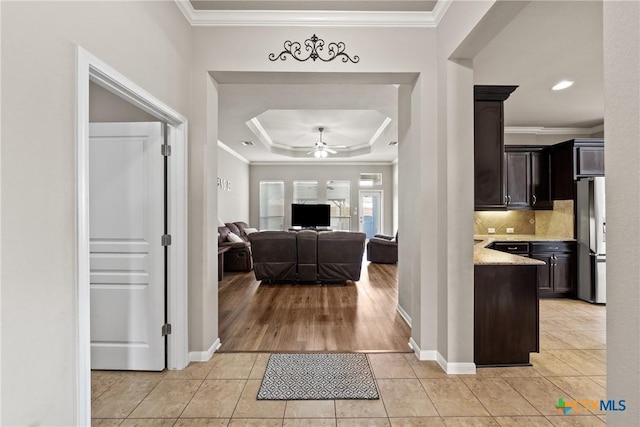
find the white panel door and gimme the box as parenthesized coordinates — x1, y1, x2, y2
(89, 122, 165, 371)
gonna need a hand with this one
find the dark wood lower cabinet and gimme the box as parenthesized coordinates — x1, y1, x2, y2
(474, 264, 539, 366)
(534, 254, 553, 293)
(530, 241, 576, 298)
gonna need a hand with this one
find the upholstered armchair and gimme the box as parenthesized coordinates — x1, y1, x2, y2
(366, 232, 398, 264)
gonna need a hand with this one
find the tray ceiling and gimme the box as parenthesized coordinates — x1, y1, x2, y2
(190, 0, 438, 12)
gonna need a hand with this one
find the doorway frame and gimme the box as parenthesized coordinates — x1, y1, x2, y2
(358, 189, 384, 237)
(75, 46, 189, 424)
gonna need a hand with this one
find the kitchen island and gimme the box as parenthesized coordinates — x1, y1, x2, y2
(474, 239, 545, 366)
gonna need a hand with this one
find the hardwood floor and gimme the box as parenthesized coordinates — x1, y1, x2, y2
(218, 261, 411, 353)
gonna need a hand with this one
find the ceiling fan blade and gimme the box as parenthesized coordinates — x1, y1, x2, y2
(306, 149, 316, 155)
(328, 145, 348, 149)
(325, 148, 338, 154)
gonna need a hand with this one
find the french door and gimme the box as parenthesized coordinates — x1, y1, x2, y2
(358, 190, 383, 239)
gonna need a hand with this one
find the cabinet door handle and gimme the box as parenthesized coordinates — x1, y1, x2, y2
(507, 195, 512, 204)
(504, 195, 508, 205)
(532, 195, 537, 205)
(507, 247, 518, 250)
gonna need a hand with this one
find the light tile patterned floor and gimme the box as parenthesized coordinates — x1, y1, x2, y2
(92, 299, 607, 426)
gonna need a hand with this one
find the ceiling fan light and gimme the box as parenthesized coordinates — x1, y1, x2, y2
(314, 149, 328, 159)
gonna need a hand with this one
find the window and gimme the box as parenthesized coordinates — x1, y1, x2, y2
(259, 181, 284, 230)
(293, 181, 318, 204)
(327, 180, 351, 231)
(359, 173, 383, 187)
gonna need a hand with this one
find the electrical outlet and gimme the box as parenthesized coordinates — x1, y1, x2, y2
(488, 228, 496, 234)
(506, 227, 515, 234)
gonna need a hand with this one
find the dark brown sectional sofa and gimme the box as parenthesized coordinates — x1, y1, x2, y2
(248, 230, 366, 284)
(217, 221, 253, 272)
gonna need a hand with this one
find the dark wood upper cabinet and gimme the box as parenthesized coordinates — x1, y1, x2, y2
(505, 151, 530, 208)
(550, 138, 604, 200)
(575, 145, 605, 178)
(474, 85, 518, 210)
(504, 146, 552, 210)
(530, 150, 551, 209)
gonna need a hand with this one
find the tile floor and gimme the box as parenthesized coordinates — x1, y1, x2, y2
(92, 299, 607, 426)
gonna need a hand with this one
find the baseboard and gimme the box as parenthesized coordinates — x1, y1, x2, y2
(396, 304, 412, 327)
(189, 338, 221, 362)
(437, 351, 476, 375)
(408, 339, 476, 375)
(408, 337, 437, 360)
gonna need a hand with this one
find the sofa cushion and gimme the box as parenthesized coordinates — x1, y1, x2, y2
(218, 226, 230, 244)
(317, 231, 366, 282)
(296, 230, 318, 282)
(227, 232, 243, 243)
(248, 231, 298, 282)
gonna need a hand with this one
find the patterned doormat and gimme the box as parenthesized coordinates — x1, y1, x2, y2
(257, 353, 379, 400)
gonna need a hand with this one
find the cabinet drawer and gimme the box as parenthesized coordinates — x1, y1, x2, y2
(530, 241, 576, 253)
(493, 242, 530, 254)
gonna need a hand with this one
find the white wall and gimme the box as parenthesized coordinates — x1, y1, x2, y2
(1, 2, 192, 424)
(250, 163, 394, 233)
(392, 161, 399, 233)
(90, 82, 157, 122)
(192, 25, 444, 359)
(432, 0, 499, 367)
(217, 144, 250, 224)
(603, 2, 640, 425)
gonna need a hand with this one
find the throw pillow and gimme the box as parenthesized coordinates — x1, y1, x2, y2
(227, 232, 243, 243)
(244, 227, 259, 235)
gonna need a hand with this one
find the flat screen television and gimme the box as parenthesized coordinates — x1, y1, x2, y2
(291, 203, 331, 228)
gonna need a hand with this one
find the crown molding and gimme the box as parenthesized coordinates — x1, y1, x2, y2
(251, 160, 396, 166)
(174, 0, 447, 27)
(218, 140, 250, 164)
(505, 124, 604, 135)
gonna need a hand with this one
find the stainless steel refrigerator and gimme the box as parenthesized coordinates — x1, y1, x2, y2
(577, 177, 606, 304)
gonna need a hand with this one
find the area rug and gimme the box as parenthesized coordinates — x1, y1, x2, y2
(257, 353, 379, 400)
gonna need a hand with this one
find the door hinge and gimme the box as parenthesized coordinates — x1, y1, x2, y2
(161, 145, 172, 156)
(162, 323, 172, 336)
(161, 234, 172, 246)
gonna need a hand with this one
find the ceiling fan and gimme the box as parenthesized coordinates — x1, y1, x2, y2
(305, 127, 347, 158)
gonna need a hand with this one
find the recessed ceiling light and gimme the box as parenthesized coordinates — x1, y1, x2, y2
(552, 80, 574, 91)
(388, 141, 398, 146)
(241, 141, 254, 146)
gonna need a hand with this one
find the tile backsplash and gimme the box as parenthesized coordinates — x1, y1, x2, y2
(474, 210, 535, 235)
(534, 200, 574, 238)
(474, 200, 574, 238)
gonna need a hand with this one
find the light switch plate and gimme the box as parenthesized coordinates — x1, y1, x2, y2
(506, 227, 515, 234)
(488, 228, 496, 234)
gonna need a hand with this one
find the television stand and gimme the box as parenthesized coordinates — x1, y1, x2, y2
(288, 227, 332, 232)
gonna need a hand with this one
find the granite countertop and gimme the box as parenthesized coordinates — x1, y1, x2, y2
(474, 236, 546, 266)
(474, 234, 576, 242)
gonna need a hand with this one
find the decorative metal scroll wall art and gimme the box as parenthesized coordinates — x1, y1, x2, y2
(268, 34, 360, 63)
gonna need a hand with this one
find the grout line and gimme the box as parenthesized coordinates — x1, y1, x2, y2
(173, 377, 205, 421)
(458, 375, 496, 417)
(123, 376, 165, 420)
